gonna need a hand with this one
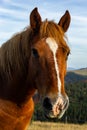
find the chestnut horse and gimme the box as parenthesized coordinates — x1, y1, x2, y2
(0, 8, 71, 130)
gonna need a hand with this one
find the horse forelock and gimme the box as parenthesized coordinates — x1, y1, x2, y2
(40, 20, 70, 54)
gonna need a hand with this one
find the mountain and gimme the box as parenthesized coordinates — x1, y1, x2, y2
(65, 67, 87, 83)
(72, 67, 87, 76)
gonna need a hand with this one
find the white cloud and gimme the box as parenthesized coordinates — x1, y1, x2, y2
(3, 0, 11, 2)
(0, 7, 28, 19)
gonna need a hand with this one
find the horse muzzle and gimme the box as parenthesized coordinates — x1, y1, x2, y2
(43, 94, 69, 119)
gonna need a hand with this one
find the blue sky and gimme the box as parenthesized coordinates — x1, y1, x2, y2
(0, 0, 87, 69)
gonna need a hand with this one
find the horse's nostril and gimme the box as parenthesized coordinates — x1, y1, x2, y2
(43, 97, 52, 110)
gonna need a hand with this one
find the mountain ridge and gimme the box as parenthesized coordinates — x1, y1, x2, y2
(67, 67, 87, 76)
(66, 67, 87, 83)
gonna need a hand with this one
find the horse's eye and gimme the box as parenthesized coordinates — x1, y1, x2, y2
(66, 52, 70, 61)
(32, 48, 39, 58)
(66, 55, 68, 61)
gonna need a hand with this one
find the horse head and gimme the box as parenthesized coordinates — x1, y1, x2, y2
(29, 8, 71, 119)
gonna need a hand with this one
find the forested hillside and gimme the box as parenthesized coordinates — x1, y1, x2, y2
(32, 68, 87, 124)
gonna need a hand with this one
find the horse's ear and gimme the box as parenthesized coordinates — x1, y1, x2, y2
(58, 10, 71, 32)
(30, 7, 42, 33)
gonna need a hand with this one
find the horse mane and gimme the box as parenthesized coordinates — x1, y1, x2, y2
(0, 28, 31, 82)
(40, 20, 70, 53)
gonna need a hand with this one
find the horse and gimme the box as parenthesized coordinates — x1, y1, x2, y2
(0, 7, 71, 130)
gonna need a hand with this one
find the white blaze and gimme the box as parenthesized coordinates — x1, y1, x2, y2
(46, 37, 61, 94)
